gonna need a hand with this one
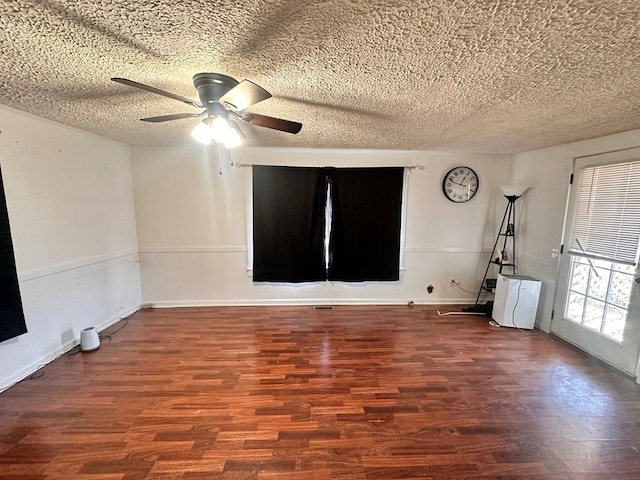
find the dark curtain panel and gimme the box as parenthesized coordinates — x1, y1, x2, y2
(253, 166, 327, 282)
(0, 166, 27, 343)
(328, 167, 404, 281)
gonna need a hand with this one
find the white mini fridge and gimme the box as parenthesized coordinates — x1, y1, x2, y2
(492, 274, 541, 329)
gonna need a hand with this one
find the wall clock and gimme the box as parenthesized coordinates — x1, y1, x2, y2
(442, 166, 479, 203)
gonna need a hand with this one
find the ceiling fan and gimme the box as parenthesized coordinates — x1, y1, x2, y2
(111, 73, 302, 147)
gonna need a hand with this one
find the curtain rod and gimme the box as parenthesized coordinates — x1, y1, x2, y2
(231, 161, 425, 170)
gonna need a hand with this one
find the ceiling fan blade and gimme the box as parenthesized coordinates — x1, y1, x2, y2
(111, 77, 202, 108)
(140, 112, 203, 123)
(238, 112, 302, 134)
(219, 80, 271, 111)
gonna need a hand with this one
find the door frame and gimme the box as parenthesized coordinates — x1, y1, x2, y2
(551, 146, 640, 380)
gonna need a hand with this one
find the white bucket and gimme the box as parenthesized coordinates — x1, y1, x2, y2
(80, 327, 100, 352)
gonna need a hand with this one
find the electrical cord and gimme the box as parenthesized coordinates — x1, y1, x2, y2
(4, 313, 135, 392)
(11, 349, 67, 388)
(510, 277, 541, 335)
(511, 278, 522, 329)
(453, 280, 482, 295)
(453, 280, 493, 308)
(99, 318, 129, 342)
(25, 370, 45, 380)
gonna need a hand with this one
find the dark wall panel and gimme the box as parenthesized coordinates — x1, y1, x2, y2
(0, 166, 27, 343)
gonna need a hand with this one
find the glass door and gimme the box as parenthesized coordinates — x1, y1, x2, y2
(552, 147, 640, 378)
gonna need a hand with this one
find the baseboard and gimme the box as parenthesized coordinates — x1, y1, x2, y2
(143, 298, 477, 308)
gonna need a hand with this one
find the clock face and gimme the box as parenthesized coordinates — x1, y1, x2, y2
(442, 166, 479, 203)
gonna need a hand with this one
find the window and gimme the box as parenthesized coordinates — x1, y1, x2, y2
(252, 166, 404, 283)
(565, 257, 633, 342)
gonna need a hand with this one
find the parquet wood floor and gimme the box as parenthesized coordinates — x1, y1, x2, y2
(2, 305, 640, 479)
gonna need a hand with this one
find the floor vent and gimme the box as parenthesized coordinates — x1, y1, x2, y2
(314, 305, 334, 310)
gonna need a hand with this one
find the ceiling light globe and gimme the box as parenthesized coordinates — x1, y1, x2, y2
(191, 121, 212, 145)
(224, 128, 242, 148)
(210, 116, 230, 143)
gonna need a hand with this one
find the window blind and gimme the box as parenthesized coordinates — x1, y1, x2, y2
(569, 160, 640, 265)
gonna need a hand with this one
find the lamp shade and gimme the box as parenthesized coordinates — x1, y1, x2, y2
(80, 327, 100, 352)
(500, 186, 530, 197)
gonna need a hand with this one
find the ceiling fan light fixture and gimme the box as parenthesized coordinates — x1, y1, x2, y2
(190, 116, 242, 148)
(210, 115, 231, 143)
(191, 120, 212, 145)
(224, 127, 242, 148)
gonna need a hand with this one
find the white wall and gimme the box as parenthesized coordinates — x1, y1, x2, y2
(133, 146, 511, 306)
(0, 106, 141, 391)
(513, 129, 640, 331)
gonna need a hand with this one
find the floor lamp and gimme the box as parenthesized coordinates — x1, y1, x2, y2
(474, 186, 530, 305)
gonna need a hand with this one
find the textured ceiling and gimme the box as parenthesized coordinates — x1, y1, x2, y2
(1, 0, 639, 153)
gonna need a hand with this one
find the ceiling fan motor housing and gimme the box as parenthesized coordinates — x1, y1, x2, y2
(193, 73, 238, 108)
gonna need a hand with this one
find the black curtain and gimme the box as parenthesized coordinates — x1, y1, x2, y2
(0, 166, 27, 343)
(328, 167, 404, 281)
(253, 166, 327, 282)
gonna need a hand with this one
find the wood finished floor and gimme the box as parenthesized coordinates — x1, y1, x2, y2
(2, 305, 640, 479)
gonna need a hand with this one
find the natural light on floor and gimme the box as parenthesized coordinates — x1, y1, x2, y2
(564, 256, 634, 342)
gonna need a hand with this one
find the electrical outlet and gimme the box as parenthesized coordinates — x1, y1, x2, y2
(449, 278, 457, 287)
